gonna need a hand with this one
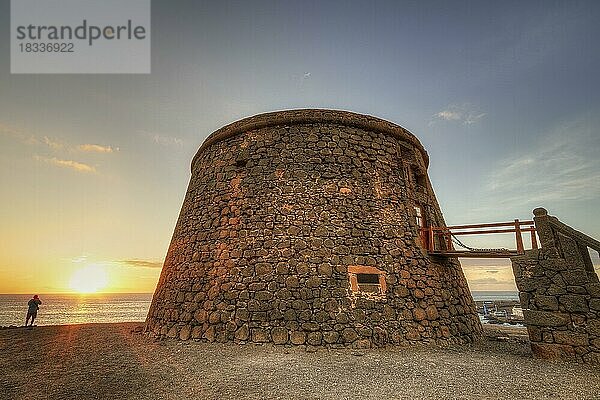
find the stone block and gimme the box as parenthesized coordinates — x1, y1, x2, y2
(527, 326, 542, 342)
(235, 324, 249, 341)
(546, 285, 567, 296)
(426, 305, 439, 320)
(582, 352, 600, 365)
(191, 326, 203, 339)
(587, 284, 600, 297)
(307, 332, 323, 346)
(535, 295, 559, 311)
(323, 331, 339, 344)
(566, 285, 587, 294)
(413, 308, 426, 321)
(251, 328, 269, 343)
(342, 328, 359, 343)
(590, 299, 600, 311)
(290, 331, 306, 345)
(561, 271, 589, 286)
(559, 295, 588, 313)
(353, 339, 371, 349)
(179, 325, 192, 340)
(523, 310, 569, 327)
(553, 331, 589, 347)
(531, 343, 577, 360)
(587, 320, 600, 336)
(167, 325, 178, 338)
(301, 322, 320, 332)
(204, 326, 216, 342)
(519, 292, 532, 308)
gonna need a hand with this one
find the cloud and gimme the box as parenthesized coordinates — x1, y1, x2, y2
(71, 255, 88, 263)
(153, 134, 183, 146)
(462, 263, 517, 291)
(0, 122, 40, 145)
(43, 136, 64, 150)
(77, 144, 117, 153)
(35, 155, 96, 173)
(432, 104, 486, 125)
(140, 131, 183, 146)
(467, 277, 506, 285)
(118, 259, 163, 269)
(485, 116, 600, 206)
(1, 121, 118, 156)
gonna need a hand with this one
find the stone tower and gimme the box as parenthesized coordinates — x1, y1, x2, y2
(146, 109, 482, 347)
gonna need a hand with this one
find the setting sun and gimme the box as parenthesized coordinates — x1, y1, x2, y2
(69, 264, 109, 293)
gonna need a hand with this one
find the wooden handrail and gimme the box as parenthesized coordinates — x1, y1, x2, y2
(444, 220, 534, 230)
(420, 209, 599, 258)
(420, 218, 538, 255)
(430, 228, 535, 236)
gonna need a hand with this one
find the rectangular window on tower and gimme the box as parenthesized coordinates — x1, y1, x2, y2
(414, 205, 428, 248)
(414, 205, 424, 228)
(348, 266, 387, 295)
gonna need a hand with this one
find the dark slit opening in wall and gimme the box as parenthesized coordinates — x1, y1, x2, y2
(357, 273, 381, 293)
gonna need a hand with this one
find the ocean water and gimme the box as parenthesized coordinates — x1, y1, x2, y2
(470, 291, 519, 302)
(0, 293, 153, 327)
(0, 291, 518, 327)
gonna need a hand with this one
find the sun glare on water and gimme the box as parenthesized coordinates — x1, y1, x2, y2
(69, 264, 109, 293)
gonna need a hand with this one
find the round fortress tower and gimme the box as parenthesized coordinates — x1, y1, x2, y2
(146, 109, 482, 347)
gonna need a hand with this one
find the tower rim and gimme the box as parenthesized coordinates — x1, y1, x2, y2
(192, 109, 429, 172)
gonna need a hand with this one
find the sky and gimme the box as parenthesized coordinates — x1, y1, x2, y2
(1, 0, 599, 293)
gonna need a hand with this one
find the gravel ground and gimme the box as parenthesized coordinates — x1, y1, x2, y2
(1, 323, 599, 400)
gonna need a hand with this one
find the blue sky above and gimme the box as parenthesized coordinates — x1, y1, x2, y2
(0, 0, 599, 292)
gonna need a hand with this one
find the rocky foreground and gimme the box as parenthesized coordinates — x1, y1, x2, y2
(0, 322, 599, 400)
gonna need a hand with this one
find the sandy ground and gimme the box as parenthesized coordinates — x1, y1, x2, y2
(1, 323, 599, 400)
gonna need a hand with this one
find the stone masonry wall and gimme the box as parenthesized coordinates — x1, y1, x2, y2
(146, 109, 482, 348)
(512, 208, 600, 364)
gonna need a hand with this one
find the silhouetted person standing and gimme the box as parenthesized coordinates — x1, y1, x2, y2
(25, 295, 42, 327)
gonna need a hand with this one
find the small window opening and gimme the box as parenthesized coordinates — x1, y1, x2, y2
(348, 265, 387, 295)
(413, 170, 427, 189)
(414, 205, 428, 248)
(400, 145, 413, 160)
(356, 273, 380, 293)
(414, 205, 425, 229)
(235, 148, 250, 167)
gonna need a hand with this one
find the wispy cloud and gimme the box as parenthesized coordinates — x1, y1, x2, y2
(1, 121, 118, 156)
(462, 263, 517, 291)
(118, 259, 163, 269)
(43, 136, 64, 150)
(71, 255, 89, 263)
(0, 122, 40, 145)
(77, 144, 117, 153)
(432, 104, 486, 125)
(140, 131, 183, 146)
(486, 117, 600, 206)
(35, 155, 96, 173)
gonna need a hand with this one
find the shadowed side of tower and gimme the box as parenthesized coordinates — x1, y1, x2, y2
(146, 109, 482, 347)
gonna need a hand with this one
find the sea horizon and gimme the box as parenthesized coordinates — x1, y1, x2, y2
(0, 290, 519, 327)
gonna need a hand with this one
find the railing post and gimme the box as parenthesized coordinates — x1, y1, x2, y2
(533, 208, 560, 257)
(446, 229, 452, 251)
(429, 228, 435, 252)
(515, 219, 524, 254)
(531, 228, 538, 250)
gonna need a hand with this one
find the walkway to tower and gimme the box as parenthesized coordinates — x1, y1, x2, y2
(420, 218, 538, 258)
(423, 208, 600, 364)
